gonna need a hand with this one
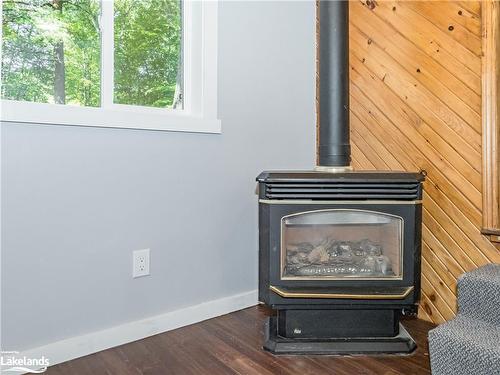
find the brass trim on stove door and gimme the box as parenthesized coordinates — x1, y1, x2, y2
(280, 209, 404, 281)
(269, 285, 414, 300)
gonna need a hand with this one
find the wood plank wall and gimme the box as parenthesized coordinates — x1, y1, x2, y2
(348, 0, 500, 324)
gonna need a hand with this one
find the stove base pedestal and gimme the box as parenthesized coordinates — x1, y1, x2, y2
(263, 316, 416, 355)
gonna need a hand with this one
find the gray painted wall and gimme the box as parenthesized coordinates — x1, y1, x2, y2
(1, 1, 315, 350)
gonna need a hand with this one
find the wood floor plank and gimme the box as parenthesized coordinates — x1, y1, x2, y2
(43, 306, 434, 374)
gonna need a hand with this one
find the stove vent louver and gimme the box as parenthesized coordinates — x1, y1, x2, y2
(264, 181, 420, 200)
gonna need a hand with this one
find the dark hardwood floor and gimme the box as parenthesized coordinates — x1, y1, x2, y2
(45, 305, 435, 374)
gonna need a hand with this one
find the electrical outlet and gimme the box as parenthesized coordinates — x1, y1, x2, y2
(133, 249, 150, 278)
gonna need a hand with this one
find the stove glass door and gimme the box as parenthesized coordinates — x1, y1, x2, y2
(281, 209, 403, 280)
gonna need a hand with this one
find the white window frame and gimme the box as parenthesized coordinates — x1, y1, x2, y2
(0, 0, 220, 134)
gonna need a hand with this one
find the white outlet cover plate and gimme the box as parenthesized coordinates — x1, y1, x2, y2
(133, 248, 150, 278)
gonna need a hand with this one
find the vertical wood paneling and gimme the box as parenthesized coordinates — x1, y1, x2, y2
(349, 0, 500, 324)
(482, 1, 500, 237)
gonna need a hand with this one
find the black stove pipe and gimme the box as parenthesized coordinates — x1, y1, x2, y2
(317, 0, 351, 168)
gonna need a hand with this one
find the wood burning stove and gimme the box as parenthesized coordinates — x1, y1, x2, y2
(257, 171, 424, 354)
(255, 1, 425, 355)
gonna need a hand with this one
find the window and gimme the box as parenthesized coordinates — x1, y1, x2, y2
(2, 0, 102, 106)
(0, 0, 220, 133)
(113, 0, 182, 109)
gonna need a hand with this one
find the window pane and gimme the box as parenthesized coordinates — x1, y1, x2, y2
(1, 0, 101, 106)
(114, 0, 183, 109)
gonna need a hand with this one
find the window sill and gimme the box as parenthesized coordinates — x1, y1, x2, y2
(0, 100, 221, 134)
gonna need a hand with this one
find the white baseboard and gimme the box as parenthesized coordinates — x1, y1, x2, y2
(18, 290, 258, 371)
